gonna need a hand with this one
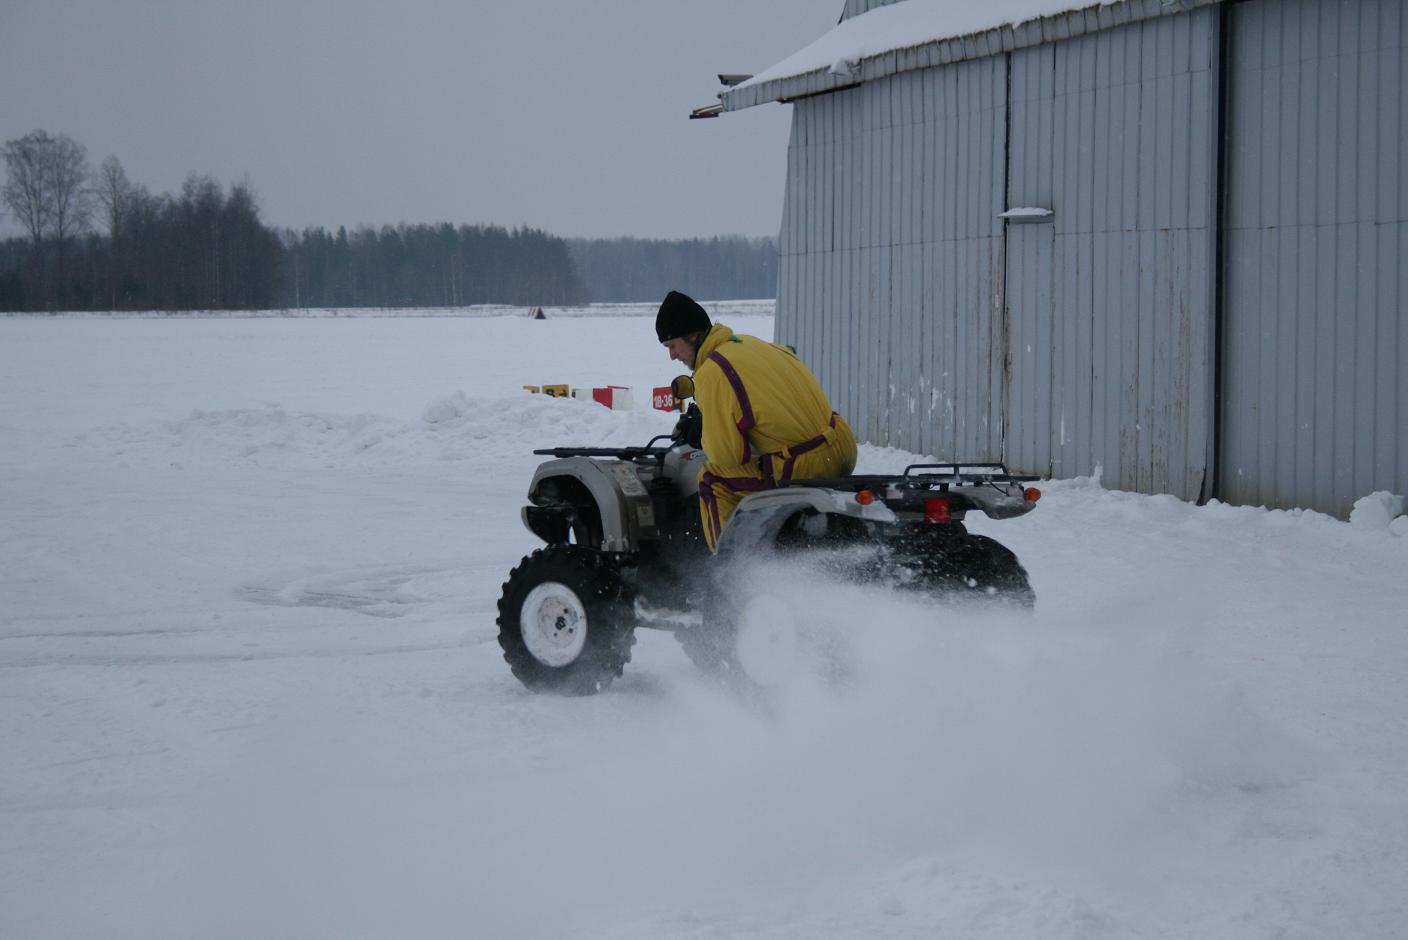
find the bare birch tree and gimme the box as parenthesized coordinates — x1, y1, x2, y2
(94, 155, 133, 239)
(2, 130, 94, 307)
(2, 130, 93, 243)
(2, 130, 54, 248)
(48, 134, 93, 246)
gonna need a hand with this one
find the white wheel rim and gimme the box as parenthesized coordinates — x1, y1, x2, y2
(734, 595, 800, 686)
(520, 582, 589, 668)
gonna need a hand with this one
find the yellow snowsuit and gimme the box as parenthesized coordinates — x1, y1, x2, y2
(692, 323, 857, 552)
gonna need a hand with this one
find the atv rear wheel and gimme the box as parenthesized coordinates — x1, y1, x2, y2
(958, 534, 1035, 606)
(904, 531, 1035, 607)
(680, 592, 802, 689)
(497, 545, 636, 695)
(676, 605, 738, 679)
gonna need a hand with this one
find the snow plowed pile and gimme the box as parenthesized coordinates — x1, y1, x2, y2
(80, 392, 674, 470)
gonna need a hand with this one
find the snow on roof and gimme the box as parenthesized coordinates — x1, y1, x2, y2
(730, 0, 1125, 98)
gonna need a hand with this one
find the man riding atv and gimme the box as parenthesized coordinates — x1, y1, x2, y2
(655, 290, 859, 552)
(494, 295, 1038, 694)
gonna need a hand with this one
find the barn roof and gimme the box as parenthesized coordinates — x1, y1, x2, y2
(718, 0, 1218, 111)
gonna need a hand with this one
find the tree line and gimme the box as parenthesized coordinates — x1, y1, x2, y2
(567, 236, 778, 303)
(1, 129, 778, 312)
(278, 224, 588, 308)
(0, 131, 286, 311)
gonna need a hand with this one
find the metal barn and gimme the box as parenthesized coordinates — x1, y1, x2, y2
(711, 0, 1406, 517)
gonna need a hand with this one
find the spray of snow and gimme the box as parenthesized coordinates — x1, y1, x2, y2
(157, 554, 1313, 939)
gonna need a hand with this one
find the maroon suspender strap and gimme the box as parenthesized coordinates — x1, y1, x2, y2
(778, 413, 839, 483)
(707, 350, 755, 437)
(699, 471, 769, 539)
(784, 412, 838, 458)
(700, 471, 769, 494)
(703, 344, 839, 487)
(699, 476, 724, 537)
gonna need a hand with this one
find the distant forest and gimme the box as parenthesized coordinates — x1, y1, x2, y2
(568, 237, 778, 303)
(0, 128, 778, 313)
(279, 224, 589, 308)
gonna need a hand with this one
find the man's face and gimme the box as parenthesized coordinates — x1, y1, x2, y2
(664, 335, 697, 369)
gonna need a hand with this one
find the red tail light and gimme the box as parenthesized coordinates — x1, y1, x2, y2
(855, 489, 876, 506)
(924, 497, 952, 523)
(1024, 487, 1042, 502)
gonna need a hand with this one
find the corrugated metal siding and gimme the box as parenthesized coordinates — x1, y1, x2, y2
(1004, 8, 1219, 500)
(771, 0, 1401, 515)
(777, 56, 1008, 459)
(1221, 0, 1407, 516)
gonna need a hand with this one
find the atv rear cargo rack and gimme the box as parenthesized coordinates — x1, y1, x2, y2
(782, 462, 1039, 491)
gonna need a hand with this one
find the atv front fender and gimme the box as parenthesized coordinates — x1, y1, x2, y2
(527, 458, 657, 552)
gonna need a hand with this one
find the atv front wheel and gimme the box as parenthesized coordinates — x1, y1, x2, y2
(497, 545, 636, 694)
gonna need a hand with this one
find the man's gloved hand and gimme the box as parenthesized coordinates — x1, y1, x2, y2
(673, 402, 704, 449)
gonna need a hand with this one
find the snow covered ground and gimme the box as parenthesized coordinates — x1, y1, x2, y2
(3, 306, 1406, 939)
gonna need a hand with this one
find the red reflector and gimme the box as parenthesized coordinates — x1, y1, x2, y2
(855, 489, 875, 506)
(1024, 487, 1042, 502)
(924, 497, 952, 523)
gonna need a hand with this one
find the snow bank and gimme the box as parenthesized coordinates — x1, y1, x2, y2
(1350, 490, 1406, 534)
(87, 393, 675, 470)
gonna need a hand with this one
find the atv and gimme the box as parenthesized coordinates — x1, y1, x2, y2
(496, 377, 1040, 695)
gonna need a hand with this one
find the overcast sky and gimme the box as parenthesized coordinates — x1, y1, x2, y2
(0, 1, 840, 240)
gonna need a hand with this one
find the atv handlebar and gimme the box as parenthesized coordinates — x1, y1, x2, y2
(532, 445, 671, 459)
(531, 408, 699, 462)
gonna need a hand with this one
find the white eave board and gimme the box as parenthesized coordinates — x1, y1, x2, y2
(721, 0, 1219, 110)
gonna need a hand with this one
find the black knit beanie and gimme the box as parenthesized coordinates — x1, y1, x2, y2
(655, 290, 712, 343)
